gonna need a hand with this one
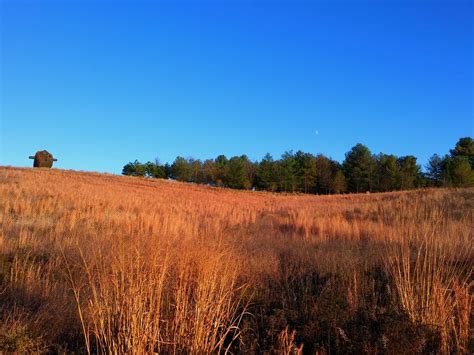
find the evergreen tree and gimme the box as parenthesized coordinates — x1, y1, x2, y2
(188, 158, 203, 183)
(122, 161, 137, 176)
(145, 161, 166, 178)
(425, 154, 445, 187)
(123, 136, 473, 194)
(163, 163, 172, 179)
(294, 151, 317, 193)
(239, 155, 256, 189)
(171, 156, 191, 181)
(225, 156, 249, 189)
(450, 137, 474, 168)
(280, 151, 297, 192)
(256, 153, 277, 191)
(343, 144, 376, 193)
(315, 154, 333, 194)
(398, 155, 420, 190)
(375, 154, 401, 191)
(122, 160, 147, 177)
(213, 155, 228, 186)
(445, 156, 474, 187)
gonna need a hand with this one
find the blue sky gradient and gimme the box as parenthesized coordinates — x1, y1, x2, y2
(1, 0, 472, 173)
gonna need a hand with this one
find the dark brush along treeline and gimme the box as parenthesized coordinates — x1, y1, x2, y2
(122, 137, 474, 193)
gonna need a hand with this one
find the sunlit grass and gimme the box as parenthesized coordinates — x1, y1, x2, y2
(0, 167, 472, 353)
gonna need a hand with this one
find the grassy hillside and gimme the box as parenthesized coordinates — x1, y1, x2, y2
(0, 167, 472, 353)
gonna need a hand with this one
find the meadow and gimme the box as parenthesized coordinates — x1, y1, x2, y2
(0, 167, 472, 353)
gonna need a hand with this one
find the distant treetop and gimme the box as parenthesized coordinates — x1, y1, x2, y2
(122, 137, 473, 194)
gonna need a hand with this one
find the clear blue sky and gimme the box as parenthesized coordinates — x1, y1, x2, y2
(1, 0, 472, 173)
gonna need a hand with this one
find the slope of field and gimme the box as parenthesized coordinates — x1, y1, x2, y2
(0, 167, 472, 353)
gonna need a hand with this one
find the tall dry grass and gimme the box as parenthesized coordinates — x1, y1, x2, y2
(383, 197, 473, 353)
(0, 167, 472, 353)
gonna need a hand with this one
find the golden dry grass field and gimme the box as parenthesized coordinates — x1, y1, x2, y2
(0, 167, 472, 353)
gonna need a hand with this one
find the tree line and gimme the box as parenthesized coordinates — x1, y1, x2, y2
(122, 137, 474, 193)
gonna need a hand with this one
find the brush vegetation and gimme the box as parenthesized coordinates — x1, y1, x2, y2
(0, 167, 472, 353)
(123, 137, 474, 193)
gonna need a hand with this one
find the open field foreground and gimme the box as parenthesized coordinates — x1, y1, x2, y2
(0, 167, 472, 353)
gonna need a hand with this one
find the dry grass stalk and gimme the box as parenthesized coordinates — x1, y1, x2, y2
(0, 167, 472, 353)
(384, 200, 473, 353)
(277, 326, 303, 355)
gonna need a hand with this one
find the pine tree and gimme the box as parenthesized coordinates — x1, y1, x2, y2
(398, 156, 420, 190)
(343, 144, 376, 193)
(171, 156, 191, 181)
(315, 155, 333, 194)
(256, 154, 277, 191)
(375, 154, 401, 191)
(425, 154, 445, 187)
(225, 156, 249, 189)
(450, 137, 474, 168)
(445, 156, 474, 187)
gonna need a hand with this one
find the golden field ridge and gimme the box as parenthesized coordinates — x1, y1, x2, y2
(0, 167, 472, 353)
